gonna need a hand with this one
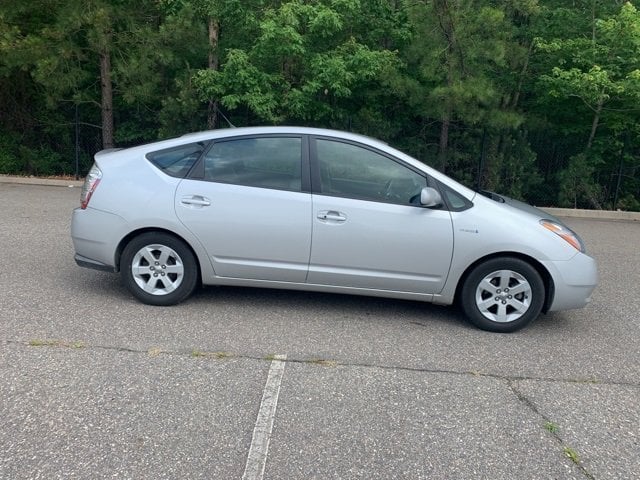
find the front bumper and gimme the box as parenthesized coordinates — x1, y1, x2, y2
(543, 252, 598, 312)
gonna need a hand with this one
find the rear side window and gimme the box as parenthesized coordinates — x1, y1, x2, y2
(203, 137, 302, 191)
(147, 142, 206, 178)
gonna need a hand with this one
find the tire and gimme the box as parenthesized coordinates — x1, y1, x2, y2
(460, 257, 545, 333)
(121, 232, 198, 306)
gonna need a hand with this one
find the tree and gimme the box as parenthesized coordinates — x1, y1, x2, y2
(192, 0, 401, 129)
(535, 1, 640, 207)
(22, 0, 121, 148)
(1, 0, 209, 149)
(398, 0, 539, 196)
(0, 0, 638, 210)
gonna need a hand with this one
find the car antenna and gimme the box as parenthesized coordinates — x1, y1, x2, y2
(218, 108, 236, 128)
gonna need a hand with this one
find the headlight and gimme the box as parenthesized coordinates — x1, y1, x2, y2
(540, 220, 585, 253)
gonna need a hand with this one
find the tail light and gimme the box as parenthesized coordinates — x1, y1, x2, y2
(80, 164, 102, 209)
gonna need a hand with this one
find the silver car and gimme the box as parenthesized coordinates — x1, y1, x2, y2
(71, 127, 598, 332)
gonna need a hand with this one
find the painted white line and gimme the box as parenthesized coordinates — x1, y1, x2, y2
(242, 354, 287, 480)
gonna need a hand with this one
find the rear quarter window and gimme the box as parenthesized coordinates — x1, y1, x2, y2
(146, 142, 206, 178)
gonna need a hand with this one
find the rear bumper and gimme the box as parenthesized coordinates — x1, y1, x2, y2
(74, 254, 116, 272)
(71, 207, 126, 271)
(543, 253, 598, 311)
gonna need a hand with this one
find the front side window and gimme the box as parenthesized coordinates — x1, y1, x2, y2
(147, 142, 206, 178)
(203, 137, 302, 191)
(316, 139, 426, 205)
(437, 180, 473, 211)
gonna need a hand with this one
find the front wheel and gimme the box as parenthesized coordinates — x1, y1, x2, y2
(121, 232, 198, 306)
(460, 257, 545, 333)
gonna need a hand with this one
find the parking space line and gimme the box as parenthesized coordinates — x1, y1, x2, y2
(242, 354, 287, 480)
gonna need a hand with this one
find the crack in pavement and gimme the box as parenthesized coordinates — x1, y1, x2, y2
(4, 338, 639, 388)
(507, 380, 597, 480)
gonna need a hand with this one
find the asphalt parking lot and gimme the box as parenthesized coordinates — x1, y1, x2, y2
(0, 182, 638, 479)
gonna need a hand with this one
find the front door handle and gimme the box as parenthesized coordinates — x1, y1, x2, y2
(181, 195, 211, 207)
(317, 210, 347, 222)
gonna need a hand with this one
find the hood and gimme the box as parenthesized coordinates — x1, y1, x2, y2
(477, 190, 565, 225)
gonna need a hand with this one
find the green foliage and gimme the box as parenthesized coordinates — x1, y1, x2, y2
(530, 1, 640, 210)
(558, 153, 603, 209)
(0, 0, 638, 210)
(0, 132, 21, 173)
(537, 2, 640, 114)
(0, 130, 68, 176)
(494, 134, 543, 201)
(544, 421, 558, 433)
(563, 446, 580, 464)
(193, 0, 401, 127)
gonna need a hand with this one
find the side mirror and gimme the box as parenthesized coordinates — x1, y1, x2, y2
(420, 187, 443, 208)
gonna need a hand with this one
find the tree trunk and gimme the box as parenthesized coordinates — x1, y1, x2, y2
(438, 113, 450, 172)
(433, 0, 456, 172)
(99, 41, 114, 149)
(511, 40, 533, 109)
(582, 98, 604, 209)
(586, 98, 603, 150)
(207, 17, 220, 129)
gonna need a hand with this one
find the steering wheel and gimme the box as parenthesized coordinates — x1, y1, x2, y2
(381, 179, 404, 202)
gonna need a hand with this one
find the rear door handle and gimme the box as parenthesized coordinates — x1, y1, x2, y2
(317, 210, 347, 222)
(181, 195, 211, 207)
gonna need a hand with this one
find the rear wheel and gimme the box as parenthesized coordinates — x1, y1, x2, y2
(460, 257, 545, 333)
(121, 232, 198, 306)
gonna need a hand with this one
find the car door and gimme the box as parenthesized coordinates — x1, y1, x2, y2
(307, 137, 454, 294)
(174, 135, 312, 282)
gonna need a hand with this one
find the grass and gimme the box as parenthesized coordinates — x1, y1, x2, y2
(309, 358, 338, 367)
(563, 446, 580, 464)
(28, 339, 84, 348)
(28, 339, 60, 347)
(543, 422, 581, 466)
(575, 378, 599, 384)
